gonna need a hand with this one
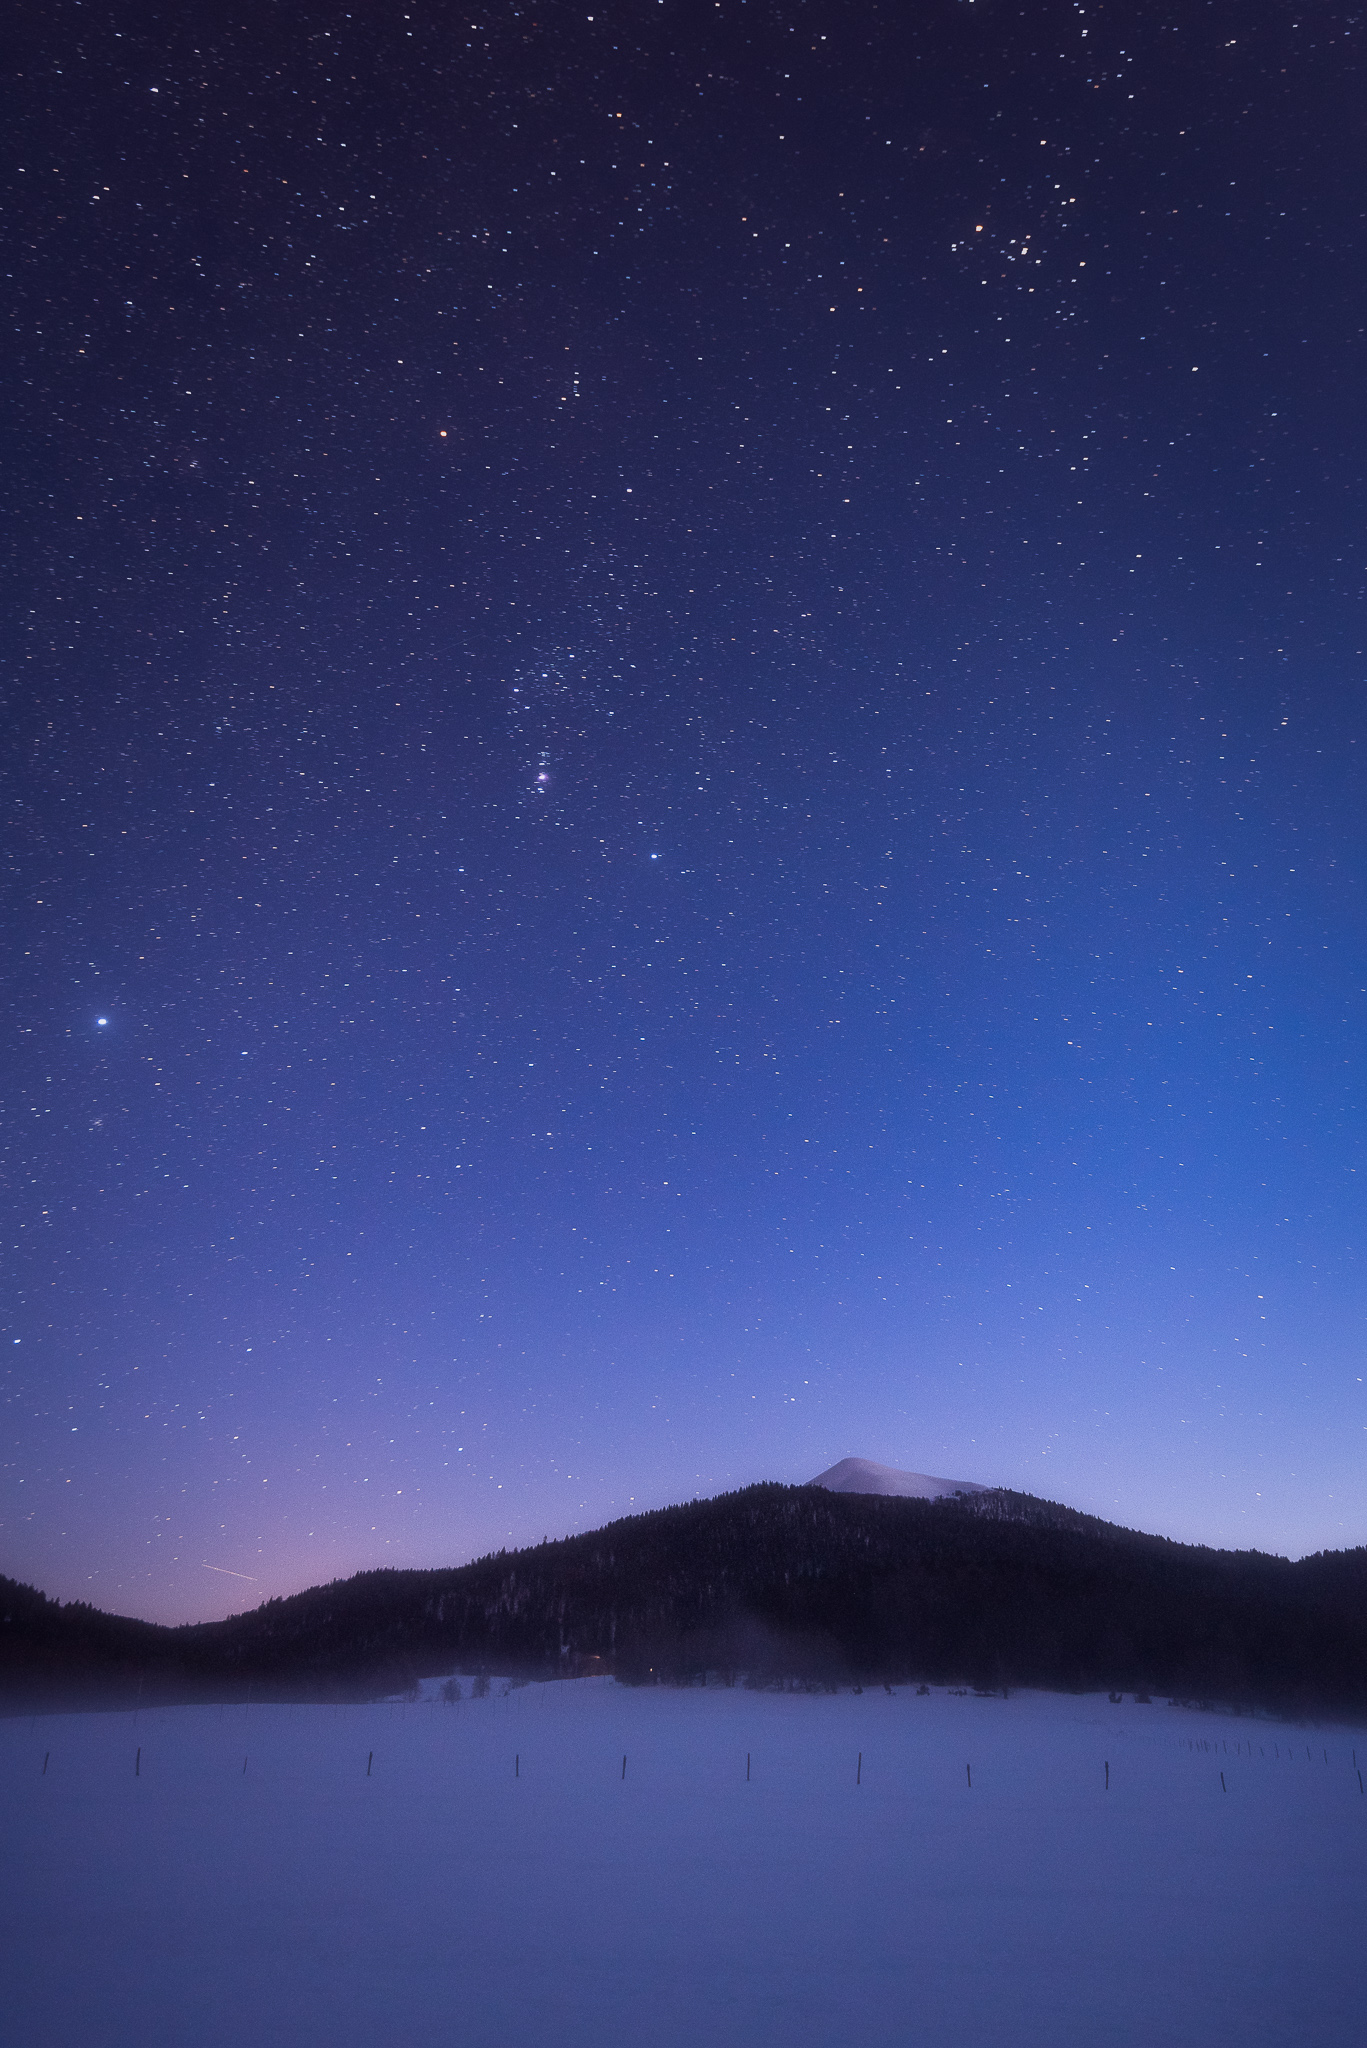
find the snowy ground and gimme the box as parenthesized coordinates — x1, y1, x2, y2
(5, 1678, 1364, 2047)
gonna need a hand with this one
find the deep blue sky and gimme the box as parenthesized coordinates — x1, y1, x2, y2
(5, 0, 1365, 1622)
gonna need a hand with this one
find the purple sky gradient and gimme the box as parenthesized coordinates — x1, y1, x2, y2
(5, 0, 1364, 1622)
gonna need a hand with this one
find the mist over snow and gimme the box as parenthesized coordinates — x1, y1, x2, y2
(5, 1679, 1364, 2047)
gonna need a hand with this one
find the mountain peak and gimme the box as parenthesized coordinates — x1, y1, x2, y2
(808, 1456, 988, 1500)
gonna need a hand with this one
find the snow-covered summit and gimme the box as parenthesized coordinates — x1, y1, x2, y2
(808, 1456, 989, 1500)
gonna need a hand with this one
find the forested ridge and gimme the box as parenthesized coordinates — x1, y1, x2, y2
(4, 1485, 1365, 1717)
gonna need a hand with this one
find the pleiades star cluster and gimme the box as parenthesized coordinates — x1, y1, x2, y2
(4, 0, 1364, 1620)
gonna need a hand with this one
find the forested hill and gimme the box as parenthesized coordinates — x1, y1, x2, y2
(4, 1484, 1366, 1718)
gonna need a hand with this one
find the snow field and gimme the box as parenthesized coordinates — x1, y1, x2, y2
(5, 1680, 1364, 2048)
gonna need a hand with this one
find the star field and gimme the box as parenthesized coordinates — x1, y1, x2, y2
(4, 0, 1365, 1620)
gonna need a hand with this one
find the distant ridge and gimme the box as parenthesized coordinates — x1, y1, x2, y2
(809, 1456, 989, 1500)
(5, 1483, 1367, 1720)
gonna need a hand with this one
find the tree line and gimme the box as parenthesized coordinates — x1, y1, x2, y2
(3, 1485, 1365, 1718)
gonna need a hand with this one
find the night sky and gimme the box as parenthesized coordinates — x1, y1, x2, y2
(6, 1, 1365, 1624)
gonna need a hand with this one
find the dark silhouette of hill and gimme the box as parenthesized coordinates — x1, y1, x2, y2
(4, 1485, 1366, 1718)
